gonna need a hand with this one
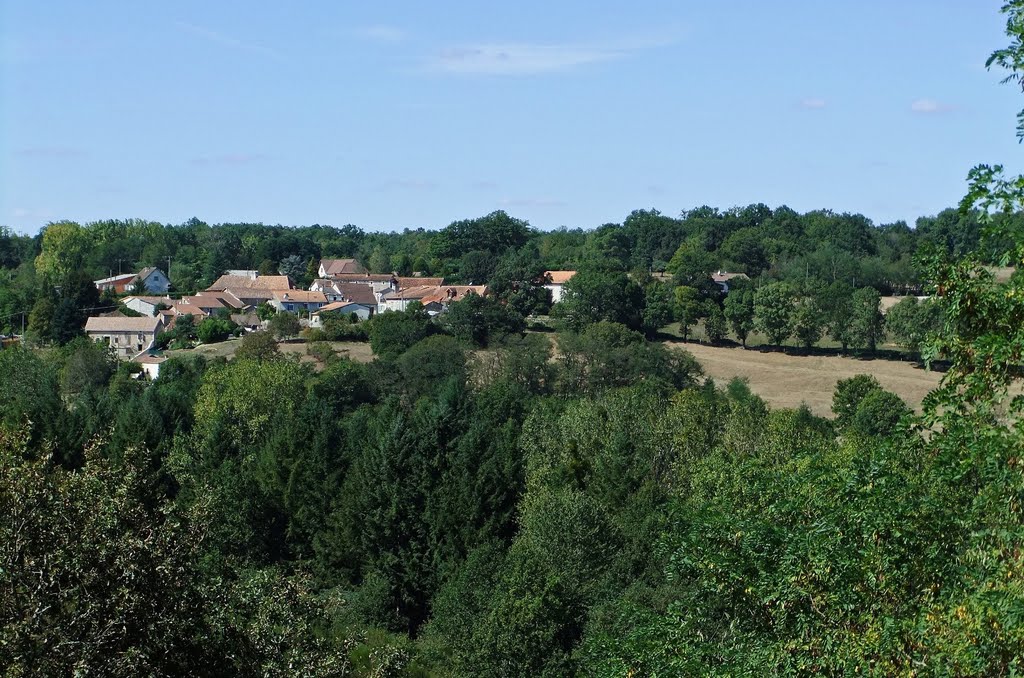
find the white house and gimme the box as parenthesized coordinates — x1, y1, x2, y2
(542, 271, 576, 304)
(132, 353, 167, 380)
(123, 295, 171, 316)
(85, 315, 165, 359)
(711, 270, 749, 294)
(270, 290, 328, 314)
(94, 267, 170, 295)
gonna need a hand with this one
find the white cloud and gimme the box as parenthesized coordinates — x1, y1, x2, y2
(910, 98, 953, 114)
(174, 20, 283, 60)
(429, 43, 620, 74)
(800, 97, 827, 110)
(424, 33, 677, 75)
(11, 207, 53, 220)
(356, 25, 407, 43)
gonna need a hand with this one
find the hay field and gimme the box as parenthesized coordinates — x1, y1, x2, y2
(669, 341, 943, 417)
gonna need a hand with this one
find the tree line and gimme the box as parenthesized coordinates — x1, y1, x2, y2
(0, 202, 1011, 342)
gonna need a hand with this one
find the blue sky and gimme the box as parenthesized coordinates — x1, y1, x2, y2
(2, 1, 1022, 235)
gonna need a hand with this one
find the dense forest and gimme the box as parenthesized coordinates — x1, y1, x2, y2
(5, 3, 1024, 676)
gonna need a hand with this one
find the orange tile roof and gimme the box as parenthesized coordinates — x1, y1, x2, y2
(543, 271, 576, 285)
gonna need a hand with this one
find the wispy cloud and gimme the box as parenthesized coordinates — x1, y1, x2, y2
(425, 34, 675, 75)
(191, 153, 268, 166)
(356, 25, 407, 43)
(11, 207, 54, 220)
(15, 146, 88, 158)
(799, 97, 827, 110)
(910, 98, 954, 114)
(174, 20, 283, 60)
(498, 197, 567, 208)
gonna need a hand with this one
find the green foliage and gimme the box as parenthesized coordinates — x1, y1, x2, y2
(554, 268, 645, 332)
(831, 374, 884, 428)
(430, 210, 532, 261)
(754, 281, 793, 345)
(234, 330, 281, 362)
(34, 220, 87, 283)
(196, 315, 236, 344)
(849, 388, 911, 438)
(256, 301, 277, 320)
(155, 313, 198, 350)
(640, 280, 674, 337)
(790, 295, 823, 350)
(395, 335, 468, 402)
(0, 347, 63, 447)
(369, 306, 434, 360)
(673, 285, 704, 341)
(704, 303, 727, 344)
(59, 336, 116, 398)
(557, 321, 701, 394)
(849, 286, 885, 351)
(885, 296, 942, 356)
(724, 288, 755, 347)
(440, 293, 525, 347)
(277, 253, 306, 284)
(268, 311, 301, 340)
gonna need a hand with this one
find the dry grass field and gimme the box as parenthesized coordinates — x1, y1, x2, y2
(166, 338, 374, 365)
(668, 341, 943, 417)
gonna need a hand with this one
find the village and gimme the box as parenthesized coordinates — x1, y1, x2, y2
(81, 258, 593, 377)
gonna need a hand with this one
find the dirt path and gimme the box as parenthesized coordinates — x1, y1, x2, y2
(668, 342, 943, 417)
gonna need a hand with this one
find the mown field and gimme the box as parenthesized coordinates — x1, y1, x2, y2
(166, 338, 374, 365)
(667, 340, 942, 416)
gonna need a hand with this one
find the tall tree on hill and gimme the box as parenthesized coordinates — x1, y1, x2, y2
(724, 288, 756, 347)
(754, 282, 794, 346)
(673, 285, 704, 342)
(849, 287, 885, 352)
(819, 280, 856, 352)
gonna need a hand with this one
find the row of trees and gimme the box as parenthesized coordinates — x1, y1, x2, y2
(0, 198, 1002, 338)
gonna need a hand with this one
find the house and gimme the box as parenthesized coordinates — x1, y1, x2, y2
(333, 282, 379, 311)
(379, 285, 438, 313)
(194, 290, 247, 310)
(380, 285, 486, 313)
(176, 295, 229, 316)
(711, 270, 749, 294)
(318, 258, 367, 278)
(397, 276, 444, 289)
(542, 271, 576, 304)
(132, 353, 167, 380)
(123, 295, 172, 316)
(270, 290, 328, 314)
(420, 285, 487, 306)
(310, 301, 373, 327)
(207, 274, 291, 292)
(221, 287, 277, 308)
(94, 267, 170, 295)
(85, 315, 165, 359)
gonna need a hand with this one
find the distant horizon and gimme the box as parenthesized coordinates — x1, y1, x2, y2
(4, 1, 1020, 236)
